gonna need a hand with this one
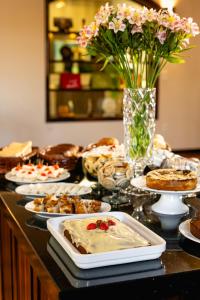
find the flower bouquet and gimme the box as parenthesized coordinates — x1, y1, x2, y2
(78, 3, 199, 174)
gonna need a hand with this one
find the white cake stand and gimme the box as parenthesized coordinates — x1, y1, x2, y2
(131, 176, 200, 216)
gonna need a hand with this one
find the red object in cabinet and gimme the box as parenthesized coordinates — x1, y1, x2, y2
(60, 73, 81, 89)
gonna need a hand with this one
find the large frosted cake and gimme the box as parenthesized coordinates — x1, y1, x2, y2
(63, 216, 150, 254)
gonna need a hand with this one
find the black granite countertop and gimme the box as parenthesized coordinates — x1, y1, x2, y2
(1, 176, 200, 299)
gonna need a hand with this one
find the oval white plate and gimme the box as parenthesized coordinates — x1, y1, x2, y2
(25, 200, 111, 218)
(131, 176, 200, 195)
(179, 219, 200, 244)
(5, 170, 70, 185)
(15, 182, 92, 197)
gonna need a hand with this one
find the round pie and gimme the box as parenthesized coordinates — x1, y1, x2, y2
(146, 169, 197, 191)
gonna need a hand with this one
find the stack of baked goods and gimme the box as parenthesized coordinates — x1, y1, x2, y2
(98, 158, 132, 190)
(38, 143, 83, 171)
(0, 141, 38, 174)
(63, 216, 150, 254)
(82, 137, 124, 179)
(33, 195, 101, 214)
(146, 168, 198, 191)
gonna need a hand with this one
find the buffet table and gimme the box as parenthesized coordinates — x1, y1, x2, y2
(1, 178, 200, 300)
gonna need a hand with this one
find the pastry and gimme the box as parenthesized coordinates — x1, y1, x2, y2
(38, 144, 83, 171)
(0, 141, 32, 157)
(85, 137, 119, 151)
(146, 169, 197, 191)
(153, 134, 171, 151)
(0, 141, 38, 174)
(32, 195, 102, 215)
(63, 216, 150, 254)
(190, 219, 200, 239)
(190, 211, 200, 239)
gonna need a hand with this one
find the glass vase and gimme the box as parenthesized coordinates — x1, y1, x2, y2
(123, 88, 156, 177)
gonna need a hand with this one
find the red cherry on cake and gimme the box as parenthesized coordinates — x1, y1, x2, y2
(87, 223, 97, 230)
(37, 163, 43, 169)
(108, 219, 116, 226)
(53, 164, 60, 170)
(41, 173, 46, 176)
(99, 222, 109, 231)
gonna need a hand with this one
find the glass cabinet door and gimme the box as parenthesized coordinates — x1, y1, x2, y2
(46, 0, 159, 121)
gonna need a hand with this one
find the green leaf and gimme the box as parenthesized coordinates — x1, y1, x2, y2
(178, 45, 196, 53)
(100, 57, 111, 71)
(96, 56, 104, 63)
(166, 55, 185, 64)
(87, 47, 97, 56)
(122, 29, 129, 45)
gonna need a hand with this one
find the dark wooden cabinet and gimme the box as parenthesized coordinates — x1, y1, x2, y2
(0, 195, 59, 300)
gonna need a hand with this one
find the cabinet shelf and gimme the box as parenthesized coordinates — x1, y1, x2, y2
(48, 116, 123, 122)
(48, 30, 79, 35)
(49, 88, 123, 92)
(49, 59, 94, 64)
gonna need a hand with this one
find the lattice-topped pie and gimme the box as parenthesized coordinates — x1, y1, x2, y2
(146, 169, 197, 191)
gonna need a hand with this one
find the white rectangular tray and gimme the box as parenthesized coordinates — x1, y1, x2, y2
(47, 212, 166, 269)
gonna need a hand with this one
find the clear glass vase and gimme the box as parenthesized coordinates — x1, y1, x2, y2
(123, 88, 156, 177)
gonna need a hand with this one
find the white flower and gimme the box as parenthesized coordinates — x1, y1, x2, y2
(180, 38, 190, 49)
(143, 7, 158, 22)
(129, 9, 146, 26)
(109, 18, 126, 33)
(156, 29, 167, 44)
(116, 3, 134, 21)
(95, 2, 113, 25)
(131, 25, 143, 34)
(183, 17, 200, 36)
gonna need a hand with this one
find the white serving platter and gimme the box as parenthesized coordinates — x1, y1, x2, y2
(25, 200, 111, 218)
(5, 170, 70, 185)
(47, 211, 166, 269)
(15, 182, 92, 197)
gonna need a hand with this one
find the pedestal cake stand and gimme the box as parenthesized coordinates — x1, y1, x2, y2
(131, 176, 200, 230)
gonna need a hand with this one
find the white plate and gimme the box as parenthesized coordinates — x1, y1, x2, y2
(179, 219, 200, 243)
(47, 212, 166, 269)
(131, 176, 200, 195)
(15, 182, 92, 197)
(25, 200, 111, 218)
(5, 170, 70, 184)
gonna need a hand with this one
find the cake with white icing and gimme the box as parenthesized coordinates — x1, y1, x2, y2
(63, 216, 150, 254)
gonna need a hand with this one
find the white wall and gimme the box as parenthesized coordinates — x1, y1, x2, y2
(155, 0, 200, 149)
(0, 0, 124, 147)
(0, 0, 200, 149)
